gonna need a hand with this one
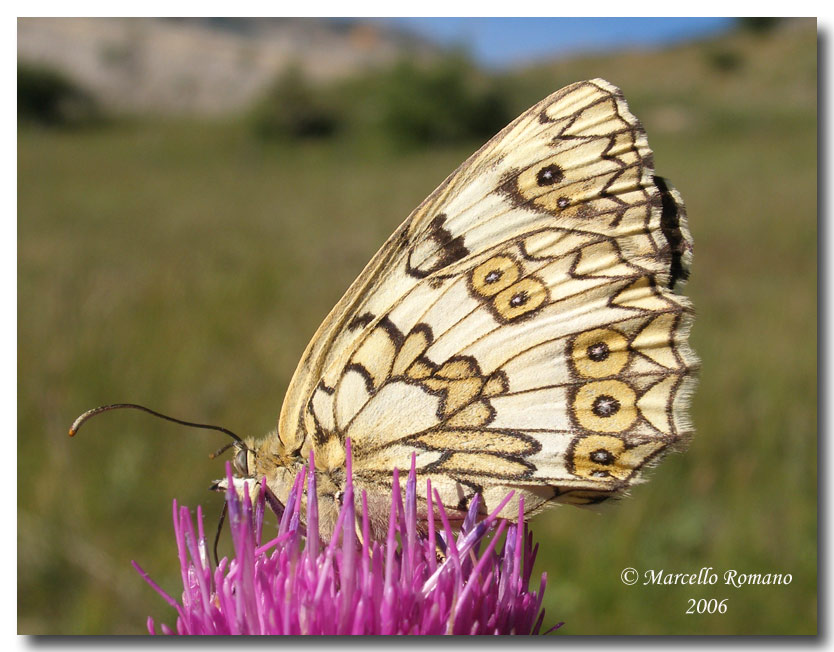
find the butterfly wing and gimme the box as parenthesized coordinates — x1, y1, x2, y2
(278, 78, 697, 521)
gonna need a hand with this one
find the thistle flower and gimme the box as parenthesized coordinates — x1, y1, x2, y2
(134, 441, 558, 635)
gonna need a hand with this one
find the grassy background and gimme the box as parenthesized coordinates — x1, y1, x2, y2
(18, 22, 817, 634)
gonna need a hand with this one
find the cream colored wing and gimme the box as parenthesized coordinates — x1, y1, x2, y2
(278, 78, 696, 519)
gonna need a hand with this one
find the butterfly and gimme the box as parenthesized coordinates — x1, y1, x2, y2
(72, 78, 697, 542)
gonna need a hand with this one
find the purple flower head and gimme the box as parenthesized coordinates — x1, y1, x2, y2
(134, 440, 559, 635)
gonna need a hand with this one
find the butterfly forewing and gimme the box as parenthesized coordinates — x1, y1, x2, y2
(275, 78, 696, 529)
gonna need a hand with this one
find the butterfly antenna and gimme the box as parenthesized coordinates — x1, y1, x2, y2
(68, 403, 249, 451)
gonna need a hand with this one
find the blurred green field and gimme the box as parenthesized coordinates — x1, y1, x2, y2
(18, 23, 817, 634)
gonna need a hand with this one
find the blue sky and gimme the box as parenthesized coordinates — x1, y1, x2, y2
(385, 18, 736, 68)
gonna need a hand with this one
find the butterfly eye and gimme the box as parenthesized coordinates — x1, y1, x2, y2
(233, 448, 249, 476)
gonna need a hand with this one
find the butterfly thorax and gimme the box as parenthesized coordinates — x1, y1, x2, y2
(246, 432, 300, 504)
(245, 430, 347, 540)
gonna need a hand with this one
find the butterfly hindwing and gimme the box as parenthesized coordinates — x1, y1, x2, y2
(277, 78, 696, 524)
